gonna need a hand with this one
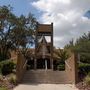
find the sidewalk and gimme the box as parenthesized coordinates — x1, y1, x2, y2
(14, 84, 79, 90)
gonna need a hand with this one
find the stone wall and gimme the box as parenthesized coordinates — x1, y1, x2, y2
(16, 52, 79, 84)
(65, 53, 78, 84)
(16, 52, 27, 83)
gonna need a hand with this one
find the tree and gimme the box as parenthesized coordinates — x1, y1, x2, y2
(0, 5, 37, 60)
(0, 5, 17, 60)
(10, 13, 37, 56)
(53, 48, 69, 70)
(64, 32, 90, 63)
(64, 39, 74, 50)
(54, 48, 69, 63)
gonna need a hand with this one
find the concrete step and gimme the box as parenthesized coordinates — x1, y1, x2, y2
(22, 70, 71, 84)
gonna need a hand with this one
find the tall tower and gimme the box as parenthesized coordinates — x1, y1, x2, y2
(34, 23, 53, 70)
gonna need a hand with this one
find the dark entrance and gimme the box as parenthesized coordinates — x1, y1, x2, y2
(27, 59, 34, 69)
(37, 59, 50, 69)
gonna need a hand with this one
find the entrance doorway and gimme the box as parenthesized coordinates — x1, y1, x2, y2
(37, 59, 50, 69)
(27, 59, 34, 69)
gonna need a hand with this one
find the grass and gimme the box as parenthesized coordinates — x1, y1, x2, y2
(0, 87, 7, 90)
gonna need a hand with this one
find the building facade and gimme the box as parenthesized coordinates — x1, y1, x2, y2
(34, 23, 53, 70)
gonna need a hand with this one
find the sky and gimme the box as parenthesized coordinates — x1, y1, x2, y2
(0, 0, 40, 18)
(0, 0, 90, 48)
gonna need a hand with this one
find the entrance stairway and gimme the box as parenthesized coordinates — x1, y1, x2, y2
(22, 70, 71, 84)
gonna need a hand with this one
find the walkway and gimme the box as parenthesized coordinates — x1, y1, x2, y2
(14, 84, 79, 90)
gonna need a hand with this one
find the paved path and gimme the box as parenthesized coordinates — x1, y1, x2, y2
(14, 84, 79, 90)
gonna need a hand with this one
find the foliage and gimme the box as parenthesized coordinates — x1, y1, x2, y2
(79, 63, 90, 75)
(53, 48, 69, 70)
(57, 64, 65, 71)
(0, 5, 16, 60)
(0, 73, 16, 90)
(0, 60, 15, 75)
(84, 72, 90, 85)
(0, 87, 7, 90)
(80, 53, 90, 63)
(64, 32, 90, 64)
(65, 32, 90, 52)
(10, 13, 37, 56)
(54, 48, 69, 62)
(8, 74, 16, 85)
(0, 5, 37, 60)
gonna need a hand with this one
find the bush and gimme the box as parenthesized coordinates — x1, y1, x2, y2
(57, 64, 65, 71)
(80, 53, 90, 63)
(84, 73, 90, 85)
(8, 74, 16, 85)
(79, 63, 90, 75)
(0, 60, 15, 75)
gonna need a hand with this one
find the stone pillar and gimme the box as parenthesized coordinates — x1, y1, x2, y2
(34, 58, 37, 70)
(50, 58, 53, 70)
(51, 59, 53, 70)
(51, 23, 53, 70)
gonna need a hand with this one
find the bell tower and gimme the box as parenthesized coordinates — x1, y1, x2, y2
(34, 23, 53, 70)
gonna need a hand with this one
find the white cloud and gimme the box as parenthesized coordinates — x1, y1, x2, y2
(32, 0, 90, 48)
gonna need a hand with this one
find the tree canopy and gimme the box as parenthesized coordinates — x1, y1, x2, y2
(64, 32, 90, 63)
(0, 5, 37, 60)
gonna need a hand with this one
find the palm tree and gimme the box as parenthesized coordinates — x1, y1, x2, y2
(53, 48, 69, 70)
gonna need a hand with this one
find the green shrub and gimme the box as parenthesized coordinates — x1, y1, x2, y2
(79, 63, 90, 75)
(57, 64, 65, 71)
(8, 74, 16, 85)
(84, 72, 90, 85)
(0, 60, 15, 75)
(80, 53, 90, 63)
(0, 75, 3, 81)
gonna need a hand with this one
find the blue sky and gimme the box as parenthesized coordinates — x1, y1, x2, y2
(84, 10, 90, 19)
(0, 0, 41, 18)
